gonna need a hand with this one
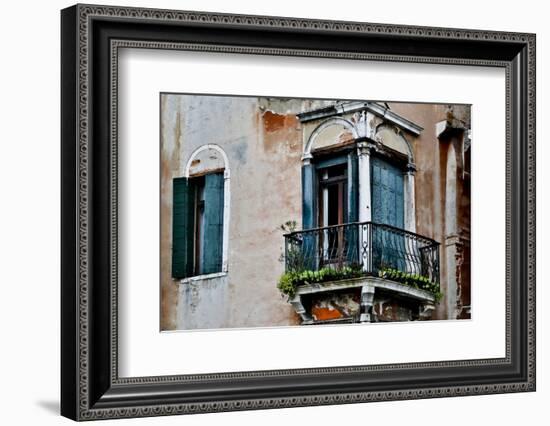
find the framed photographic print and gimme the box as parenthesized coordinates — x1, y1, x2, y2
(61, 3, 536, 421)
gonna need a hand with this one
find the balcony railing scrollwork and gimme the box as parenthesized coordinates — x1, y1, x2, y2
(284, 221, 440, 286)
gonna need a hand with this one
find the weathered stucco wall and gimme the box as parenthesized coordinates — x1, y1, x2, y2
(160, 95, 303, 330)
(388, 102, 471, 320)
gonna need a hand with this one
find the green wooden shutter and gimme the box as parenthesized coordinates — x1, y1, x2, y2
(301, 163, 316, 230)
(346, 151, 359, 264)
(301, 163, 317, 270)
(347, 152, 359, 224)
(371, 157, 405, 272)
(371, 157, 404, 228)
(202, 173, 224, 274)
(172, 177, 195, 279)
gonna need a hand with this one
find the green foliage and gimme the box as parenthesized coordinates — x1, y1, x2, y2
(378, 267, 443, 302)
(277, 265, 443, 303)
(277, 264, 364, 297)
(277, 271, 299, 298)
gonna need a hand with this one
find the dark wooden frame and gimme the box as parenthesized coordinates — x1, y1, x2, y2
(61, 4, 536, 421)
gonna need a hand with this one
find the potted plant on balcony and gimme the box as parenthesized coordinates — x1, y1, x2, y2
(378, 267, 443, 302)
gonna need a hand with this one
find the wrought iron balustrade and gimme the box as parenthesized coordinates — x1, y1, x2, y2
(284, 221, 440, 284)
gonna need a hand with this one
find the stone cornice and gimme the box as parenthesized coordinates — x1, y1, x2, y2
(297, 101, 423, 136)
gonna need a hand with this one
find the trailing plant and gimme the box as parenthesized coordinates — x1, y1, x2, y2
(378, 267, 443, 302)
(277, 264, 443, 303)
(277, 264, 364, 298)
(277, 271, 299, 298)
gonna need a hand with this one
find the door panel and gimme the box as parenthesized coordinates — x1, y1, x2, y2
(318, 164, 347, 267)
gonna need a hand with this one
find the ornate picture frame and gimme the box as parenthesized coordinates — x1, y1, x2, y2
(61, 4, 535, 420)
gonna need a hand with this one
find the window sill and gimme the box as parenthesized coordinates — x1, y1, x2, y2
(178, 271, 227, 285)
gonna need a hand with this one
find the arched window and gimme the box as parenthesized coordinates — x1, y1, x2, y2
(171, 145, 230, 279)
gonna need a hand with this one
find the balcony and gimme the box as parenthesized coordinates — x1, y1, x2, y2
(281, 222, 441, 324)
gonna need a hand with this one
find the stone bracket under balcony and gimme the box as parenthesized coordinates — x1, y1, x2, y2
(289, 276, 435, 324)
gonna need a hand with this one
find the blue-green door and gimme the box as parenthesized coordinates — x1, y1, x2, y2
(371, 157, 405, 272)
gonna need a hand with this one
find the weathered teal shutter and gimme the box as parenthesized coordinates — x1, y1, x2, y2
(202, 173, 224, 274)
(371, 157, 405, 272)
(172, 177, 195, 278)
(372, 157, 404, 228)
(346, 151, 359, 264)
(301, 163, 316, 230)
(347, 152, 359, 224)
(301, 163, 317, 270)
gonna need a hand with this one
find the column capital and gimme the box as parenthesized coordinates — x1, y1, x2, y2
(356, 141, 375, 157)
(406, 162, 417, 174)
(301, 152, 313, 165)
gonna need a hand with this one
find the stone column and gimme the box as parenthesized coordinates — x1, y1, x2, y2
(403, 163, 417, 274)
(357, 142, 372, 223)
(357, 142, 372, 272)
(444, 235, 460, 319)
(404, 163, 416, 233)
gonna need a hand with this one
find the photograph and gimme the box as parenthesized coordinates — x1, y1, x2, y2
(160, 94, 472, 331)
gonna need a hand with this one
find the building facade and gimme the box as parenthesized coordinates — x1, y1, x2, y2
(160, 94, 471, 330)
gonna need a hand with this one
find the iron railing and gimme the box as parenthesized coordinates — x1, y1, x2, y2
(284, 221, 440, 284)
